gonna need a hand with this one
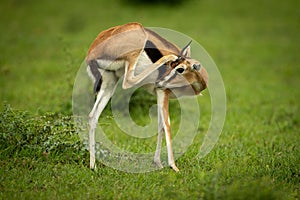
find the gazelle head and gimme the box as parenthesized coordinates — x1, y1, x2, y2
(157, 41, 208, 96)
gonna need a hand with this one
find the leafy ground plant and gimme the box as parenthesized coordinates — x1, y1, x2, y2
(0, 103, 299, 199)
(0, 105, 88, 164)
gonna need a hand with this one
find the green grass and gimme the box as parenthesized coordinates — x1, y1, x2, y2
(0, 0, 299, 199)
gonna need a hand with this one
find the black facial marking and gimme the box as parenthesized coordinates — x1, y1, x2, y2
(167, 72, 178, 83)
(175, 56, 184, 63)
(157, 65, 167, 80)
(88, 60, 102, 95)
(171, 56, 184, 68)
(158, 71, 177, 88)
(176, 67, 184, 73)
(193, 64, 201, 70)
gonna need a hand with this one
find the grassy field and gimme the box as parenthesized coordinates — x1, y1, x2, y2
(1, 0, 299, 199)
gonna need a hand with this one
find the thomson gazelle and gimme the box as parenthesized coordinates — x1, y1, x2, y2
(86, 22, 208, 172)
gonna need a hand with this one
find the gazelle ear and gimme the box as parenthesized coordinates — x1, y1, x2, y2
(180, 40, 192, 58)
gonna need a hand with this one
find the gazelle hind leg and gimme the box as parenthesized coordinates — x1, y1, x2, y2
(88, 71, 117, 170)
(89, 89, 105, 170)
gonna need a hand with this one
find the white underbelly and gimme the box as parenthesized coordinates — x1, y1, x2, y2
(96, 58, 126, 79)
(95, 51, 159, 87)
(96, 59, 126, 71)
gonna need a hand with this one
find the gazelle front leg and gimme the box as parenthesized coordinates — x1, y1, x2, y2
(154, 106, 164, 169)
(156, 89, 179, 172)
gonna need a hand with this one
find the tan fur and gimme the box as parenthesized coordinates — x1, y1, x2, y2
(87, 22, 147, 61)
(86, 22, 208, 172)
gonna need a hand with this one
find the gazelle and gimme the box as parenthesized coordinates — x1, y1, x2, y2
(86, 22, 208, 172)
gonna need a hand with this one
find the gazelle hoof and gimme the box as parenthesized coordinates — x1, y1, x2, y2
(90, 158, 96, 170)
(170, 164, 179, 172)
(153, 160, 164, 169)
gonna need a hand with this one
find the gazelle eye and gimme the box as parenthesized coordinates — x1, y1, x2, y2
(193, 64, 201, 70)
(176, 67, 185, 74)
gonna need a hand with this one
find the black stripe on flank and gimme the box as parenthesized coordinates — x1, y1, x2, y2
(144, 40, 163, 63)
(144, 40, 166, 80)
(88, 60, 102, 94)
